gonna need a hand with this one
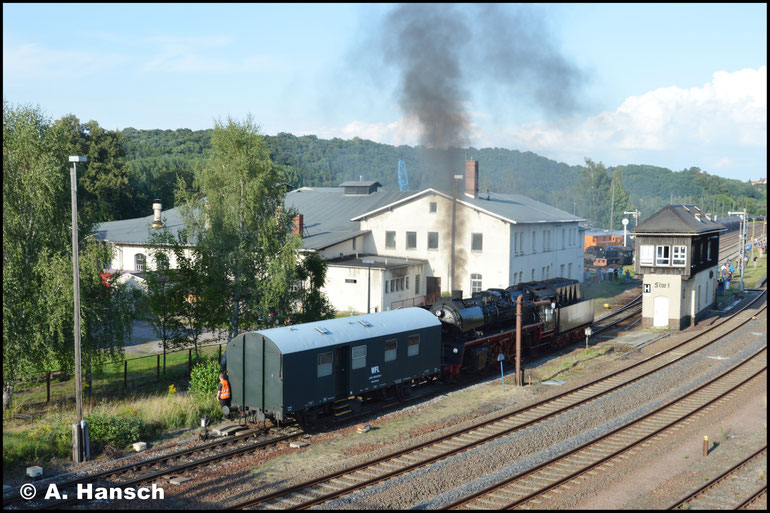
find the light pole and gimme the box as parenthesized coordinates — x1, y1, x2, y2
(69, 155, 88, 462)
(728, 209, 747, 291)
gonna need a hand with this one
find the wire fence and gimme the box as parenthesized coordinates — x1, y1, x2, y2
(7, 342, 226, 413)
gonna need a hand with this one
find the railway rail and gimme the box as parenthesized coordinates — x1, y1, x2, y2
(2, 427, 303, 510)
(444, 347, 767, 510)
(231, 291, 765, 510)
(669, 445, 767, 510)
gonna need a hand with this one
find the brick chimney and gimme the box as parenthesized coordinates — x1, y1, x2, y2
(464, 160, 479, 199)
(293, 214, 304, 237)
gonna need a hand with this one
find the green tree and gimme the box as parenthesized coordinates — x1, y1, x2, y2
(177, 116, 303, 342)
(55, 115, 132, 222)
(3, 101, 132, 382)
(608, 169, 634, 231)
(576, 158, 612, 227)
(145, 231, 186, 375)
(294, 253, 336, 324)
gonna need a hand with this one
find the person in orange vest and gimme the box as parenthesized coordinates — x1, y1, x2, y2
(216, 373, 231, 412)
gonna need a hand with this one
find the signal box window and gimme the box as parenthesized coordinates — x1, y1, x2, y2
(639, 245, 654, 265)
(408, 335, 420, 357)
(386, 231, 396, 249)
(656, 245, 670, 266)
(317, 352, 333, 378)
(384, 339, 397, 362)
(352, 345, 366, 370)
(672, 245, 687, 267)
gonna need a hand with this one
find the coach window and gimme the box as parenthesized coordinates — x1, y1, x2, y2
(672, 245, 687, 267)
(317, 352, 333, 378)
(352, 345, 366, 370)
(408, 335, 420, 357)
(384, 339, 398, 362)
(428, 232, 439, 250)
(471, 233, 483, 252)
(386, 231, 396, 249)
(639, 245, 654, 265)
(656, 245, 670, 266)
(406, 231, 417, 250)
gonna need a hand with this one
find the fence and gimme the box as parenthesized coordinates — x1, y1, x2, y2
(8, 342, 227, 412)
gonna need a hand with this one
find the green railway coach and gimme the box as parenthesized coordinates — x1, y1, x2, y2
(226, 307, 442, 424)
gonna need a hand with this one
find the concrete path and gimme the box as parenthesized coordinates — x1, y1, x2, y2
(125, 320, 225, 356)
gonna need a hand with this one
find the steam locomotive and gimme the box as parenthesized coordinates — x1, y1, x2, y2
(225, 278, 594, 427)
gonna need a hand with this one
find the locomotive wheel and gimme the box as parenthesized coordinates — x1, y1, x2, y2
(394, 381, 412, 401)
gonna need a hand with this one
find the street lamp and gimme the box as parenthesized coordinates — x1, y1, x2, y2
(728, 209, 747, 291)
(69, 156, 89, 462)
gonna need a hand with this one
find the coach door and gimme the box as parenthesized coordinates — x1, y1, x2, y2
(335, 346, 349, 397)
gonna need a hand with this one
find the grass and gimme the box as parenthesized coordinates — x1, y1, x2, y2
(9, 343, 225, 412)
(3, 390, 223, 476)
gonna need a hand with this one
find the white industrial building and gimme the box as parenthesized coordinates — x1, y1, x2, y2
(96, 161, 586, 314)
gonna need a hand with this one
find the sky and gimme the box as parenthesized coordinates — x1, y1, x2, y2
(3, 3, 767, 182)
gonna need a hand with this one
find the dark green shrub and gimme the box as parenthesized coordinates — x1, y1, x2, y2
(86, 411, 147, 449)
(189, 358, 221, 400)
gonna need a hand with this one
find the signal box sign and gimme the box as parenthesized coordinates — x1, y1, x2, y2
(644, 284, 651, 295)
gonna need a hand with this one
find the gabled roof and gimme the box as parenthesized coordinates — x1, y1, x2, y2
(631, 205, 726, 235)
(94, 208, 187, 245)
(351, 188, 583, 224)
(284, 187, 414, 250)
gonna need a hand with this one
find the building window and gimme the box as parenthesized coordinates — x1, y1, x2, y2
(406, 231, 417, 249)
(317, 352, 333, 378)
(385, 281, 388, 294)
(384, 339, 397, 362)
(135, 253, 146, 272)
(408, 335, 420, 357)
(351, 345, 366, 370)
(531, 269, 535, 281)
(560, 264, 565, 277)
(532, 231, 536, 253)
(471, 273, 482, 293)
(345, 278, 357, 284)
(385, 231, 396, 249)
(352, 237, 356, 250)
(428, 231, 439, 250)
(639, 245, 654, 265)
(415, 274, 420, 295)
(672, 245, 687, 267)
(471, 233, 483, 252)
(429, 202, 437, 213)
(406, 276, 409, 289)
(656, 245, 670, 266)
(568, 263, 573, 279)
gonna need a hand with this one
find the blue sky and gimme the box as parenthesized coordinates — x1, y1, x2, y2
(3, 3, 766, 182)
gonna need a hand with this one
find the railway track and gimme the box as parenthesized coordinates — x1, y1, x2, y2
(231, 292, 765, 510)
(2, 426, 303, 510)
(669, 445, 767, 510)
(444, 347, 767, 510)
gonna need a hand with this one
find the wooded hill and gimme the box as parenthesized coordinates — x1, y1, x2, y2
(120, 128, 766, 225)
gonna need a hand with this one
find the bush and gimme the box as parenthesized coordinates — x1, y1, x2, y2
(189, 358, 221, 401)
(3, 420, 71, 470)
(86, 409, 148, 449)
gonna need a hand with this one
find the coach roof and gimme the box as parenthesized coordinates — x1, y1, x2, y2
(250, 307, 441, 354)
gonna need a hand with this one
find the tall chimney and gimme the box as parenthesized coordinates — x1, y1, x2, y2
(464, 160, 479, 199)
(152, 200, 163, 228)
(293, 214, 304, 237)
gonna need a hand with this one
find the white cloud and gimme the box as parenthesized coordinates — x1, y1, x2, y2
(3, 42, 128, 78)
(504, 66, 767, 161)
(141, 35, 276, 74)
